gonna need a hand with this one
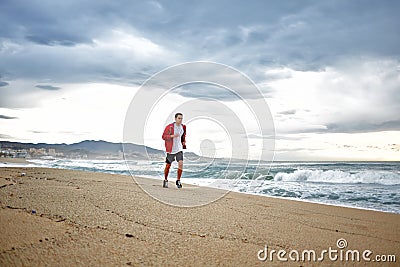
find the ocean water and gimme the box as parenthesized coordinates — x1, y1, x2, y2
(2, 159, 399, 213)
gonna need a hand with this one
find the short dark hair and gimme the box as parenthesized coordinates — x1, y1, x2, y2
(175, 112, 183, 118)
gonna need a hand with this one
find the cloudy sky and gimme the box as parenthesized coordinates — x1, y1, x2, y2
(0, 0, 399, 161)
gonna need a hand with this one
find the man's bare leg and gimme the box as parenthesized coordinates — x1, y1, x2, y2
(163, 163, 171, 188)
(176, 160, 183, 188)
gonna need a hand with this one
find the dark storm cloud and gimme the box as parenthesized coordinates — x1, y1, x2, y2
(0, 115, 17, 119)
(173, 82, 272, 101)
(0, 0, 103, 46)
(0, 81, 9, 87)
(325, 119, 400, 133)
(174, 84, 239, 100)
(167, 0, 400, 72)
(35, 85, 61, 90)
(1, 0, 399, 83)
(0, 0, 176, 84)
(26, 35, 81, 47)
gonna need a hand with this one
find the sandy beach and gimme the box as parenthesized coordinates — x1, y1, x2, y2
(0, 166, 399, 266)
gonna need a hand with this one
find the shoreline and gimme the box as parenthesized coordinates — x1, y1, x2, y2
(1, 158, 399, 214)
(240, 189, 400, 215)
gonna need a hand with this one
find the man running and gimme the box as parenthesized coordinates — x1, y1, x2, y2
(161, 113, 186, 188)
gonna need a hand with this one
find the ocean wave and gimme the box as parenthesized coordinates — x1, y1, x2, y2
(273, 169, 400, 185)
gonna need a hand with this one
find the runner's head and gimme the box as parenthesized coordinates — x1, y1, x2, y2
(175, 113, 183, 125)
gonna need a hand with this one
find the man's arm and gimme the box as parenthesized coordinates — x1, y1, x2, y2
(162, 125, 176, 140)
(182, 125, 186, 149)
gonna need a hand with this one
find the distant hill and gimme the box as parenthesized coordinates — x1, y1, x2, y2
(67, 140, 161, 154)
(0, 140, 161, 159)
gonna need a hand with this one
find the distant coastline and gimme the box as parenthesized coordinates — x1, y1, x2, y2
(0, 140, 166, 160)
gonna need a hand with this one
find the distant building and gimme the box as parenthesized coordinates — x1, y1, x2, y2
(37, 148, 46, 155)
(15, 149, 29, 158)
(48, 148, 56, 156)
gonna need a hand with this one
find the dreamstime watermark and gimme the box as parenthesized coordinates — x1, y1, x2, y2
(122, 61, 275, 207)
(257, 238, 396, 263)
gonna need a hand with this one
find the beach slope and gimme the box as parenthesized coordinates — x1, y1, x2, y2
(1, 167, 399, 266)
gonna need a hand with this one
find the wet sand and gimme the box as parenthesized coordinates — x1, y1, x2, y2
(0, 166, 399, 266)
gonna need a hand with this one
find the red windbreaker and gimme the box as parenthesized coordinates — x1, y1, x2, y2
(162, 123, 186, 153)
